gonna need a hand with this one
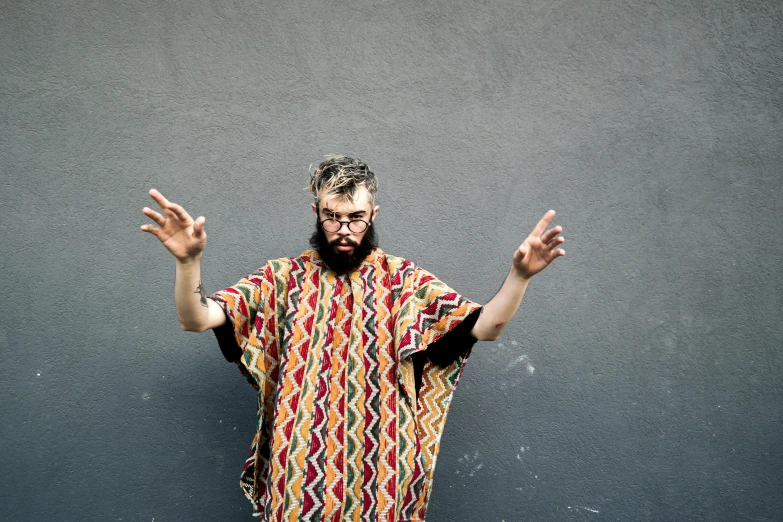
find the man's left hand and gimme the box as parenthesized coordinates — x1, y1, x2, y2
(512, 210, 565, 280)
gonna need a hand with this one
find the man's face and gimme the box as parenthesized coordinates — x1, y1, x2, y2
(312, 186, 379, 257)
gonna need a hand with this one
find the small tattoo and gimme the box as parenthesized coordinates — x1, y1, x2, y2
(195, 281, 208, 307)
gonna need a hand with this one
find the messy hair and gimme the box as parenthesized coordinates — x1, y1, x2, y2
(308, 155, 379, 206)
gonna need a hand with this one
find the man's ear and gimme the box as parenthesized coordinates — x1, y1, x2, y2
(372, 205, 379, 220)
(312, 203, 318, 216)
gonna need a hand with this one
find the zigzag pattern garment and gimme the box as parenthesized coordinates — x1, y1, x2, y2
(210, 248, 480, 521)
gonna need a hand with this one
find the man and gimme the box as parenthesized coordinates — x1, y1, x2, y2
(141, 155, 565, 521)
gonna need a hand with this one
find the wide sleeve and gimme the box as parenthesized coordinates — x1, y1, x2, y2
(392, 264, 483, 518)
(208, 268, 269, 391)
(412, 306, 482, 397)
(208, 259, 290, 391)
(394, 266, 482, 361)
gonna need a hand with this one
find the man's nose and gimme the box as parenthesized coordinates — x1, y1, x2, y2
(336, 222, 352, 234)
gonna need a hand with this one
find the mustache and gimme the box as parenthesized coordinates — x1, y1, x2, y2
(331, 238, 359, 247)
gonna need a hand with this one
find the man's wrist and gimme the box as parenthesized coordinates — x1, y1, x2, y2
(175, 253, 203, 267)
(510, 266, 533, 283)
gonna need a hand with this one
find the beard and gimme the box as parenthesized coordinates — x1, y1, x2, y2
(309, 221, 378, 274)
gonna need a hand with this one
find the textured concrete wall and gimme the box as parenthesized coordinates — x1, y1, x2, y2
(2, 1, 781, 520)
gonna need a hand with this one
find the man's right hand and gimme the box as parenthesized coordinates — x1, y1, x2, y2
(141, 189, 207, 262)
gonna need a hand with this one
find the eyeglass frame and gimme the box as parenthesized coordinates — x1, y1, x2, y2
(319, 216, 373, 233)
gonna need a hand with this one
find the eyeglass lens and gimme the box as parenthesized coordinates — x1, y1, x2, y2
(322, 219, 368, 233)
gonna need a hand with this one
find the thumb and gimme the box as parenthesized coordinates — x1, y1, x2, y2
(193, 216, 206, 238)
(515, 243, 528, 261)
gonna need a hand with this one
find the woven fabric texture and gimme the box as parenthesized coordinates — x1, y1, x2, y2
(210, 248, 480, 521)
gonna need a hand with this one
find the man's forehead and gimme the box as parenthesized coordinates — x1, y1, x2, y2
(320, 187, 373, 213)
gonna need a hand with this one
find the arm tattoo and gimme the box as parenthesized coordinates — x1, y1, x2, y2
(195, 281, 208, 307)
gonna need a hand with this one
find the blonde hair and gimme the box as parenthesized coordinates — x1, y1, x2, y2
(308, 155, 378, 206)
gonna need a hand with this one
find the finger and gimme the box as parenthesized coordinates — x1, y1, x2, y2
(140, 224, 160, 237)
(148, 188, 171, 210)
(530, 209, 556, 237)
(167, 202, 194, 223)
(546, 236, 565, 250)
(193, 216, 206, 238)
(541, 225, 562, 244)
(142, 206, 167, 226)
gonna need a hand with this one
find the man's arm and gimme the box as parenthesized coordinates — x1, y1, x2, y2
(141, 188, 226, 332)
(173, 256, 227, 332)
(471, 210, 565, 341)
(470, 268, 531, 341)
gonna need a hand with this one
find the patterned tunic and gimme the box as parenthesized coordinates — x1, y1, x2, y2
(210, 248, 480, 521)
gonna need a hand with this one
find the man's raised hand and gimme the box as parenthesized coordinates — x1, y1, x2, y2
(140, 189, 207, 262)
(512, 210, 565, 280)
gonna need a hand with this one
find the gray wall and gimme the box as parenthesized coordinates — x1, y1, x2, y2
(2, 0, 781, 520)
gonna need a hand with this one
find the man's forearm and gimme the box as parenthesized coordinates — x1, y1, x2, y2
(470, 268, 531, 341)
(174, 256, 224, 331)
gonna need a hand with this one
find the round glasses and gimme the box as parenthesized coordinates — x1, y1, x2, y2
(320, 218, 371, 233)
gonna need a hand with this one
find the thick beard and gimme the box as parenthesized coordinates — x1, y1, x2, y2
(309, 221, 378, 274)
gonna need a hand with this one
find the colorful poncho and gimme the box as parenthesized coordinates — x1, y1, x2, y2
(210, 248, 480, 521)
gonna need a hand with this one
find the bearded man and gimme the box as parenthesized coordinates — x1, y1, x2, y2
(141, 155, 565, 521)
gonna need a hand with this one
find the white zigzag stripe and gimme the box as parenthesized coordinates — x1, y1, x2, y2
(273, 261, 307, 516)
(375, 272, 396, 519)
(323, 285, 350, 521)
(301, 352, 330, 520)
(260, 267, 289, 519)
(282, 272, 319, 521)
(361, 274, 380, 517)
(343, 274, 365, 521)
